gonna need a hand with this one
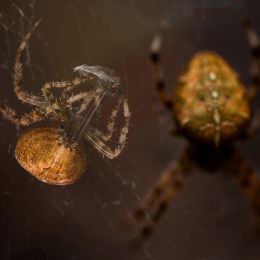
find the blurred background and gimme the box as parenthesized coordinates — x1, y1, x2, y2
(1, 0, 260, 259)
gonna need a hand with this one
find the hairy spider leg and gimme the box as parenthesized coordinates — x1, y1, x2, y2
(84, 95, 124, 143)
(64, 90, 101, 127)
(0, 20, 46, 126)
(241, 16, 260, 101)
(15, 19, 94, 109)
(85, 98, 130, 159)
(150, 26, 173, 110)
(240, 17, 260, 137)
(225, 150, 260, 223)
(0, 105, 45, 126)
(132, 149, 193, 239)
(67, 90, 96, 110)
(149, 25, 180, 135)
(41, 77, 89, 105)
(14, 19, 46, 106)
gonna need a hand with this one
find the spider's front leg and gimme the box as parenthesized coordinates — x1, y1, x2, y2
(41, 77, 89, 105)
(150, 24, 179, 135)
(0, 105, 45, 126)
(225, 149, 260, 226)
(131, 148, 193, 240)
(14, 19, 46, 107)
(84, 98, 130, 159)
(85, 95, 123, 142)
(240, 17, 260, 137)
(241, 16, 260, 101)
(67, 90, 96, 107)
(150, 24, 173, 110)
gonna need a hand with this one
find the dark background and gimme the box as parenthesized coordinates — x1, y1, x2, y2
(1, 0, 260, 259)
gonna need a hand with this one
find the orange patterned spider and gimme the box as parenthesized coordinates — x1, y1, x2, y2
(131, 17, 260, 239)
(0, 20, 130, 185)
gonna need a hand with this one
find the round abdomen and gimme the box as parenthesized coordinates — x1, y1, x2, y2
(15, 127, 87, 185)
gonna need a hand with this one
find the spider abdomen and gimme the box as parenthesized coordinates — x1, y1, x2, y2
(15, 127, 87, 185)
(174, 51, 251, 145)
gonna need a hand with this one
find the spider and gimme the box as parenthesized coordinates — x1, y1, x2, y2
(131, 17, 260, 240)
(0, 20, 130, 185)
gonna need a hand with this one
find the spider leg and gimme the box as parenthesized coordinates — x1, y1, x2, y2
(244, 109, 260, 138)
(67, 90, 97, 116)
(67, 90, 95, 106)
(84, 98, 130, 159)
(0, 105, 45, 126)
(14, 19, 46, 106)
(86, 95, 122, 142)
(241, 16, 260, 102)
(14, 20, 90, 109)
(225, 149, 260, 222)
(101, 96, 122, 141)
(150, 25, 179, 136)
(42, 77, 88, 104)
(132, 149, 193, 239)
(150, 26, 173, 110)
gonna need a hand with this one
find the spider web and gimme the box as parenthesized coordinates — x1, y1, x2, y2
(1, 1, 260, 260)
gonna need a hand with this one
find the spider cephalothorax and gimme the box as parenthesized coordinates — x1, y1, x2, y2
(0, 20, 130, 185)
(131, 17, 260, 240)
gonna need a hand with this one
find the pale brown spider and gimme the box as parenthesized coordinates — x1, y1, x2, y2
(0, 20, 130, 185)
(131, 17, 260, 240)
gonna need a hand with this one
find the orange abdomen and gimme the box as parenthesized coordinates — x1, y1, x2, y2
(15, 127, 87, 185)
